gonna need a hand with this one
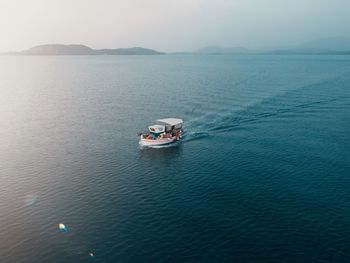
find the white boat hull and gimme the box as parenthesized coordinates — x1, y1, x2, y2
(139, 135, 178, 147)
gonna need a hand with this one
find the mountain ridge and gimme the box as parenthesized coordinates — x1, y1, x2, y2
(8, 44, 165, 55)
(195, 36, 350, 54)
(2, 36, 350, 56)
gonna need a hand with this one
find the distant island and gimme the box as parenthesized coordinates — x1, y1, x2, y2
(195, 36, 350, 55)
(194, 46, 350, 55)
(2, 36, 350, 56)
(4, 44, 165, 56)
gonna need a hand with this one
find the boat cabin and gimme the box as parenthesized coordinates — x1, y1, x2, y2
(147, 124, 166, 139)
(157, 118, 183, 133)
(141, 118, 183, 141)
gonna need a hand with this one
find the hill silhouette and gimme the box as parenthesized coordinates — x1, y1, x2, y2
(18, 44, 164, 55)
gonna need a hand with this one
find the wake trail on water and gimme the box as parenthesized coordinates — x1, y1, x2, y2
(183, 73, 350, 142)
(181, 131, 210, 143)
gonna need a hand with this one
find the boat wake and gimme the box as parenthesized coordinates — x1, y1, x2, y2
(182, 73, 350, 142)
(181, 131, 210, 143)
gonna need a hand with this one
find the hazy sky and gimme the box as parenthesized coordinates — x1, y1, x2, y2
(1, 0, 349, 52)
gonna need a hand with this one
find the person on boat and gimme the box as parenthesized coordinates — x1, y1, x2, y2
(170, 126, 175, 136)
(176, 130, 181, 139)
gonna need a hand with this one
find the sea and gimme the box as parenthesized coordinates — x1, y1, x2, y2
(1, 54, 350, 262)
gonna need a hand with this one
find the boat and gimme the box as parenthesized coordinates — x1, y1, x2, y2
(139, 118, 183, 147)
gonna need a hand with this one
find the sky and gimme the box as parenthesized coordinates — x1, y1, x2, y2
(0, 0, 349, 52)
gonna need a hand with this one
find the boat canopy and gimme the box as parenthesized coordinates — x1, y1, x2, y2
(157, 118, 183, 126)
(148, 124, 165, 133)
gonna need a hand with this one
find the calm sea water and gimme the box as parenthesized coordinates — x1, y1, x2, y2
(1, 54, 350, 262)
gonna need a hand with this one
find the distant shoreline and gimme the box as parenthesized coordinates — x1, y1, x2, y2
(1, 44, 165, 56)
(2, 52, 350, 56)
(1, 43, 350, 56)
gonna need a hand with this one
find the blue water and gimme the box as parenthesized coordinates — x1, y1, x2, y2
(1, 54, 350, 262)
